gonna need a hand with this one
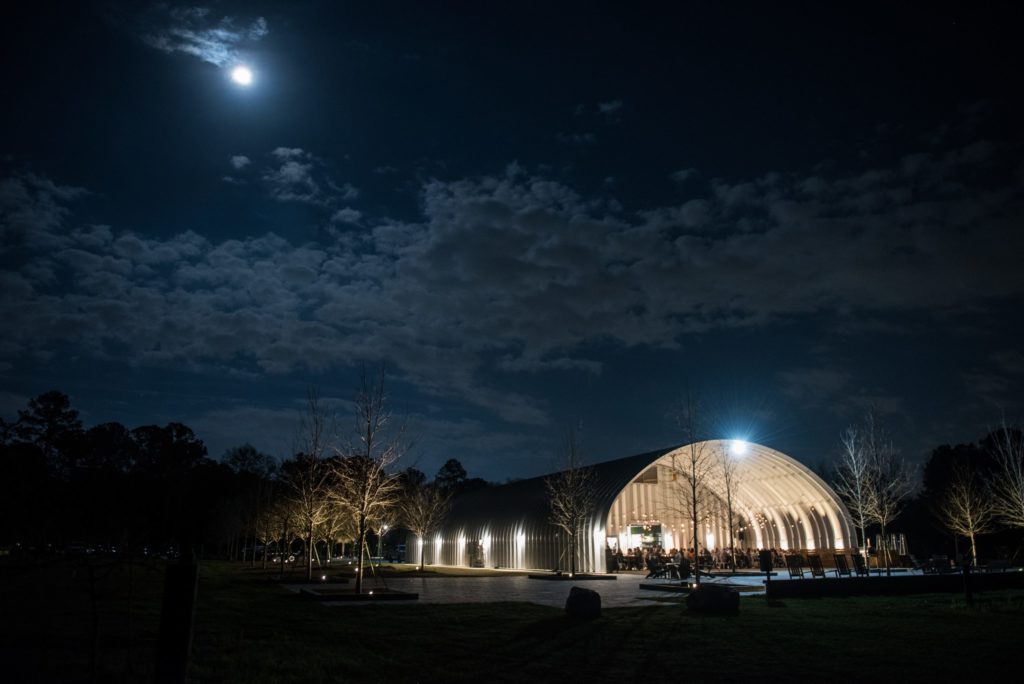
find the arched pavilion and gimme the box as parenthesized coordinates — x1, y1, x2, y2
(418, 440, 854, 574)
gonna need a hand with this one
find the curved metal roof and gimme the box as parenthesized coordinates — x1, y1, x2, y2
(428, 441, 854, 572)
(445, 445, 674, 529)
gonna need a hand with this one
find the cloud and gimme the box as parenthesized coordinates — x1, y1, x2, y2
(140, 6, 268, 67)
(2, 130, 1021, 427)
(0, 173, 88, 251)
(598, 99, 623, 122)
(778, 368, 851, 405)
(230, 155, 251, 170)
(262, 148, 358, 207)
(669, 167, 698, 182)
(330, 208, 362, 224)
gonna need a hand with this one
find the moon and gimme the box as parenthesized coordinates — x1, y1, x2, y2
(231, 65, 253, 86)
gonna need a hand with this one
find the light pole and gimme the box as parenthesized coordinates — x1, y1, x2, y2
(377, 523, 389, 561)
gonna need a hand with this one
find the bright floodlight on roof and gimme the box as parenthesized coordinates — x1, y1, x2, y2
(730, 439, 748, 455)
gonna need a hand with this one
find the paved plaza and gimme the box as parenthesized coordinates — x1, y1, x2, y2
(286, 572, 768, 608)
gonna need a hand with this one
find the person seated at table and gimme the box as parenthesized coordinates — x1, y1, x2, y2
(673, 548, 683, 565)
(645, 553, 665, 579)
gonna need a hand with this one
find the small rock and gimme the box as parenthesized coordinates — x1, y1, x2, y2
(565, 586, 601, 620)
(686, 584, 740, 614)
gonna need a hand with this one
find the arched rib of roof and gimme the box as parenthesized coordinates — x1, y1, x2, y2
(638, 441, 854, 550)
(443, 446, 677, 534)
(445, 441, 852, 537)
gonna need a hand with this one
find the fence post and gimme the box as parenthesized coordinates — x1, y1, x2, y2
(155, 554, 199, 683)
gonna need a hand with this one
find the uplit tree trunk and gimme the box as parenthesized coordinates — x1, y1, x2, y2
(570, 530, 577, 576)
(715, 442, 740, 573)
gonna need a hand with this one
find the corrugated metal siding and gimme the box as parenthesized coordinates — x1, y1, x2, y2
(416, 441, 855, 574)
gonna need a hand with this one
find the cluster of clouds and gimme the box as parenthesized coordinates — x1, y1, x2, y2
(140, 5, 268, 67)
(224, 148, 360, 214)
(1, 132, 1022, 428)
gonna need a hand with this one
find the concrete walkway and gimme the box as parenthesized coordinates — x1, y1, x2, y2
(287, 572, 768, 608)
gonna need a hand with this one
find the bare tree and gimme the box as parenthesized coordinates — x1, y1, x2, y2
(544, 426, 596, 577)
(834, 425, 874, 565)
(399, 480, 451, 569)
(317, 501, 357, 566)
(330, 366, 405, 594)
(286, 389, 336, 581)
(666, 391, 716, 585)
(714, 441, 741, 572)
(990, 420, 1024, 529)
(863, 423, 914, 576)
(266, 497, 299, 578)
(940, 463, 997, 567)
(254, 498, 280, 570)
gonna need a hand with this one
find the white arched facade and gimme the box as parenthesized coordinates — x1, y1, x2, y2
(606, 440, 853, 556)
(419, 440, 854, 574)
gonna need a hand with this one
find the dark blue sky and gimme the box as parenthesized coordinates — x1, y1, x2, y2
(2, 1, 1022, 480)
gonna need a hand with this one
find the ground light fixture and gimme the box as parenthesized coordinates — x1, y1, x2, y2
(730, 439, 748, 455)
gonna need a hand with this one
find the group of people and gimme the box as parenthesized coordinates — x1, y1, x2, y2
(609, 546, 691, 577)
(608, 545, 795, 575)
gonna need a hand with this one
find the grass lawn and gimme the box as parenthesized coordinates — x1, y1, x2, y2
(3, 557, 1023, 682)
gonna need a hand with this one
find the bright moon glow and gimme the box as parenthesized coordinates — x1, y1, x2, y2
(231, 66, 253, 86)
(730, 439, 748, 455)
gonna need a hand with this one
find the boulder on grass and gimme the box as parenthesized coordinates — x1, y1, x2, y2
(565, 586, 601, 620)
(686, 583, 740, 614)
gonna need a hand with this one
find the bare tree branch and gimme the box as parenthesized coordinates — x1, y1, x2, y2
(665, 390, 715, 585)
(990, 420, 1024, 529)
(399, 480, 451, 569)
(834, 425, 875, 563)
(329, 365, 405, 594)
(940, 463, 997, 566)
(285, 388, 336, 581)
(713, 441, 741, 572)
(544, 425, 596, 576)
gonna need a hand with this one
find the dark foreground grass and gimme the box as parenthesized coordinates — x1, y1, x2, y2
(0, 555, 166, 682)
(192, 565, 1024, 683)
(3, 558, 1024, 682)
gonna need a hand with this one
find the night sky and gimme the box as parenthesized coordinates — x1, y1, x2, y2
(2, 2, 1022, 480)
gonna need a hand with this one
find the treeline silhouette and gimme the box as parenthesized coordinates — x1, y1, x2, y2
(0, 390, 485, 560)
(1, 390, 1020, 564)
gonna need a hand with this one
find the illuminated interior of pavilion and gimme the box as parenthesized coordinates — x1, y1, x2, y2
(606, 440, 853, 555)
